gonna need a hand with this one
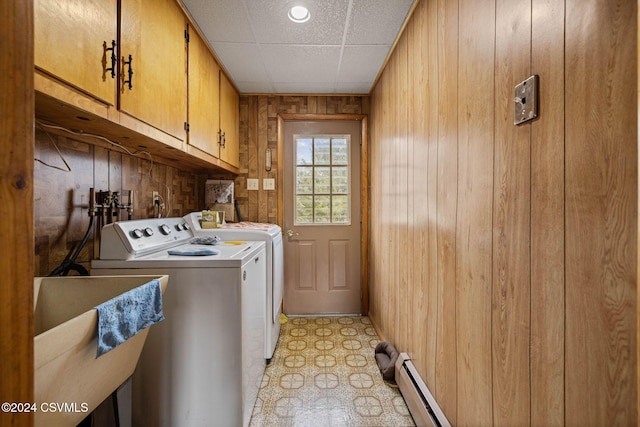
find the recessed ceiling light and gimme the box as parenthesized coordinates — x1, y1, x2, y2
(288, 5, 310, 23)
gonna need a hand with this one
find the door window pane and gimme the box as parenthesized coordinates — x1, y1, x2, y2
(294, 134, 351, 225)
(313, 138, 331, 165)
(296, 196, 314, 223)
(332, 167, 349, 194)
(331, 138, 348, 165)
(314, 196, 331, 223)
(296, 167, 313, 194)
(331, 195, 349, 223)
(296, 138, 313, 165)
(314, 167, 331, 194)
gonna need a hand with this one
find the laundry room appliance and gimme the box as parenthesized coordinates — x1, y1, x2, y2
(184, 212, 283, 361)
(91, 217, 266, 427)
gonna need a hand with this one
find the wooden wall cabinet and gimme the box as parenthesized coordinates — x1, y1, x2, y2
(119, 0, 187, 141)
(186, 26, 239, 169)
(186, 27, 221, 160)
(34, 0, 118, 106)
(219, 72, 240, 168)
(34, 0, 238, 174)
(220, 72, 240, 167)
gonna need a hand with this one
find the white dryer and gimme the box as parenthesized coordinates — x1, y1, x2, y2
(91, 217, 266, 427)
(184, 212, 283, 361)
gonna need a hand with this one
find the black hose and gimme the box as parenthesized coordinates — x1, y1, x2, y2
(48, 215, 95, 277)
(234, 199, 242, 222)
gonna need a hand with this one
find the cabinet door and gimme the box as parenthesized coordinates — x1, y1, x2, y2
(187, 27, 221, 158)
(35, 0, 117, 105)
(120, 0, 187, 141)
(219, 73, 240, 167)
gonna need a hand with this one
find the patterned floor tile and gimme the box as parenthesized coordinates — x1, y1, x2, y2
(249, 316, 415, 427)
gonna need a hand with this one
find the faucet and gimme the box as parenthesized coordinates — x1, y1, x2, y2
(92, 189, 135, 223)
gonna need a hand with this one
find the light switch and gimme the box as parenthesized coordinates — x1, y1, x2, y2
(247, 179, 259, 190)
(263, 178, 275, 190)
(514, 75, 538, 125)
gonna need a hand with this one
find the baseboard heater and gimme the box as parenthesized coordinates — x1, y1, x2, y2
(395, 353, 451, 427)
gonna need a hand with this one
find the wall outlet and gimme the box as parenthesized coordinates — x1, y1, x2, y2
(152, 191, 160, 204)
(247, 179, 259, 190)
(263, 178, 275, 190)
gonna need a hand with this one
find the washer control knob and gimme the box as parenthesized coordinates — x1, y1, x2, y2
(144, 227, 154, 237)
(160, 224, 171, 235)
(183, 223, 191, 230)
(131, 229, 144, 239)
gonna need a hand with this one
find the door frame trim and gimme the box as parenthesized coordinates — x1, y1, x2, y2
(277, 113, 369, 315)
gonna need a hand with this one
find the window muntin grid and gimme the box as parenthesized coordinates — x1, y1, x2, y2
(294, 135, 350, 225)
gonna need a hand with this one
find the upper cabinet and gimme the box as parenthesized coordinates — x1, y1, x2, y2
(186, 26, 239, 169)
(187, 25, 221, 159)
(120, 0, 187, 141)
(34, 0, 118, 106)
(219, 73, 240, 168)
(34, 0, 240, 174)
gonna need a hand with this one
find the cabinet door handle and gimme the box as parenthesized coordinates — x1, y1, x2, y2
(122, 54, 133, 90)
(103, 40, 116, 79)
(218, 130, 226, 148)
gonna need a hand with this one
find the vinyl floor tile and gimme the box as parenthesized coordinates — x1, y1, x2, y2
(249, 316, 415, 427)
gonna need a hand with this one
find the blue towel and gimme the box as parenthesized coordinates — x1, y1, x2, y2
(167, 248, 219, 256)
(95, 279, 165, 358)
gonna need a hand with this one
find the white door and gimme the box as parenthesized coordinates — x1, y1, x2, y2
(283, 120, 361, 314)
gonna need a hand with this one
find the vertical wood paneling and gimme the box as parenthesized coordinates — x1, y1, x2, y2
(424, 0, 440, 394)
(435, 0, 459, 421)
(407, 0, 435, 388)
(396, 30, 410, 352)
(455, 0, 495, 424)
(492, 1, 531, 424)
(565, 0, 637, 425)
(369, 0, 636, 425)
(368, 81, 383, 331)
(370, 73, 390, 333)
(388, 51, 400, 340)
(257, 97, 269, 222)
(530, 0, 565, 424)
(0, 0, 34, 424)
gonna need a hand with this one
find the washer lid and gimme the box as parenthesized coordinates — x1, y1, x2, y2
(92, 241, 266, 269)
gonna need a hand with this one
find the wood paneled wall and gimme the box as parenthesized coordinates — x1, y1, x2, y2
(0, 0, 34, 425)
(33, 128, 207, 276)
(368, 0, 637, 425)
(237, 95, 367, 223)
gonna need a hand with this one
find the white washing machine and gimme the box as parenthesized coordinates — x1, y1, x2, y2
(91, 217, 266, 427)
(184, 212, 283, 361)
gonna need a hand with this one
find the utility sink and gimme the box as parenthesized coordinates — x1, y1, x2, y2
(34, 275, 168, 427)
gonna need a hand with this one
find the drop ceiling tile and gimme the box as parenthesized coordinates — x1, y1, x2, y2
(346, 0, 415, 45)
(260, 45, 341, 84)
(182, 0, 254, 43)
(338, 45, 390, 83)
(211, 42, 270, 83)
(179, 0, 417, 94)
(246, 0, 348, 45)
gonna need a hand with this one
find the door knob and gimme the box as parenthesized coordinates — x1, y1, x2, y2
(286, 229, 299, 237)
